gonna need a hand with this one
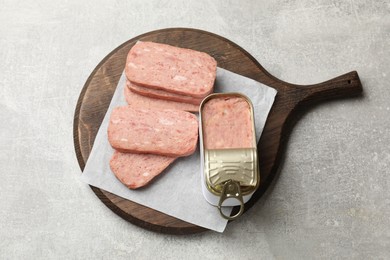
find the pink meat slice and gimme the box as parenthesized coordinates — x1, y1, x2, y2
(124, 83, 199, 112)
(108, 106, 199, 157)
(110, 150, 176, 189)
(125, 41, 217, 98)
(127, 80, 204, 105)
(202, 97, 254, 149)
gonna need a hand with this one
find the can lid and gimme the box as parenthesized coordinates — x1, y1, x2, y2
(204, 148, 259, 196)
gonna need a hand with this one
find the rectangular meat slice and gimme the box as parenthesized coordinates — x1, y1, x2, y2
(108, 106, 198, 157)
(126, 41, 217, 98)
(202, 96, 254, 149)
(124, 83, 199, 112)
(110, 150, 176, 189)
(127, 80, 204, 105)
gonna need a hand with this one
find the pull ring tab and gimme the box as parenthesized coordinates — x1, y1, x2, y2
(218, 180, 244, 220)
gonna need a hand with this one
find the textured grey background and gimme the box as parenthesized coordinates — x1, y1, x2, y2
(1, 0, 389, 259)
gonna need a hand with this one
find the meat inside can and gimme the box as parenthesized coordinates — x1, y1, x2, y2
(202, 96, 254, 150)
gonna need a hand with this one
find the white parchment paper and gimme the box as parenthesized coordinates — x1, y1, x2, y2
(79, 68, 277, 232)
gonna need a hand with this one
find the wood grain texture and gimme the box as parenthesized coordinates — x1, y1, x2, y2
(73, 28, 363, 234)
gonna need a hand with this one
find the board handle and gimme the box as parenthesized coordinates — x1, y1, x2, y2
(250, 70, 363, 211)
(297, 71, 363, 105)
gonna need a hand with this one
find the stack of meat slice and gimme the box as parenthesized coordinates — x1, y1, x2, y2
(108, 41, 217, 189)
(108, 106, 199, 189)
(125, 41, 217, 109)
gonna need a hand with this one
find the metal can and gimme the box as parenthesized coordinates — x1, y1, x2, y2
(199, 93, 260, 220)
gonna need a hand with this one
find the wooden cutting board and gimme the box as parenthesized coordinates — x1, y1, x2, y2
(73, 28, 362, 234)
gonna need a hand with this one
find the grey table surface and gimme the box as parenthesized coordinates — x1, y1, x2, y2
(1, 0, 389, 259)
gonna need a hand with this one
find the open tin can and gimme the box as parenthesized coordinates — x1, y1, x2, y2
(199, 93, 260, 220)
